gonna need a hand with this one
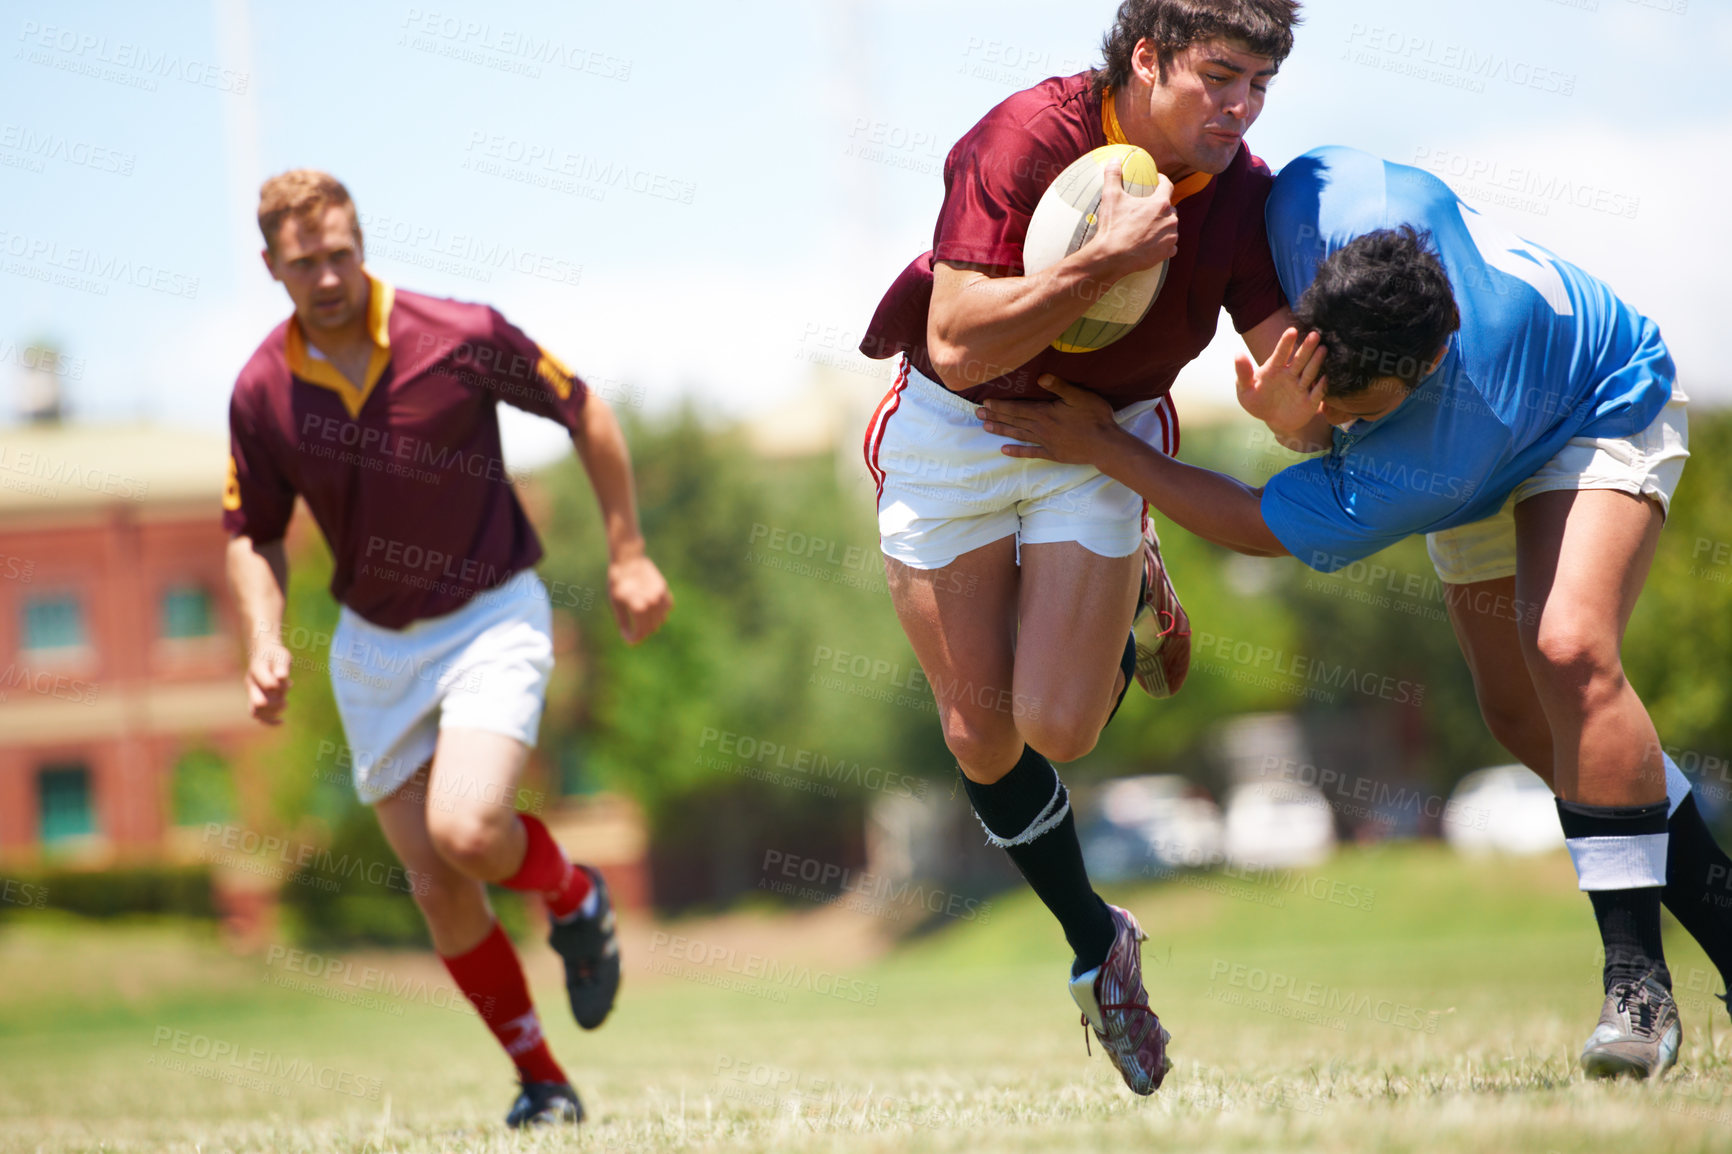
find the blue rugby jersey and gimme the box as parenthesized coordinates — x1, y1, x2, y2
(1259, 146, 1674, 570)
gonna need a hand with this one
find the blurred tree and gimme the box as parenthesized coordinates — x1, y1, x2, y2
(169, 747, 237, 827)
(534, 406, 948, 906)
(1626, 407, 1732, 814)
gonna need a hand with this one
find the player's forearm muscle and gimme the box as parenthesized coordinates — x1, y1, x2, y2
(1094, 431, 1287, 557)
(226, 535, 289, 650)
(927, 255, 1133, 391)
(571, 395, 648, 561)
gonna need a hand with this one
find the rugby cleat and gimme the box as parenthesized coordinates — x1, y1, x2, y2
(1069, 903, 1171, 1095)
(548, 866, 621, 1030)
(1132, 518, 1190, 698)
(1579, 972, 1681, 1080)
(505, 1079, 584, 1128)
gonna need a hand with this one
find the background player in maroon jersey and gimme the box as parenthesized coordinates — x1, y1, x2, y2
(224, 170, 671, 1128)
(860, 0, 1306, 1094)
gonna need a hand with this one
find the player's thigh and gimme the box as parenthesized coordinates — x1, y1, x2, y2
(1014, 540, 1140, 763)
(1513, 489, 1663, 669)
(1510, 394, 1684, 667)
(885, 535, 1022, 772)
(1441, 575, 1554, 783)
(425, 727, 532, 858)
(422, 578, 553, 861)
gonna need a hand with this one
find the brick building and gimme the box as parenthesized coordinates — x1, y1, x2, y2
(0, 420, 653, 912)
(0, 422, 251, 863)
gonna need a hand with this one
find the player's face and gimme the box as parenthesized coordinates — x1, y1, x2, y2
(263, 205, 369, 333)
(1136, 39, 1276, 178)
(1319, 377, 1413, 427)
(1317, 343, 1451, 426)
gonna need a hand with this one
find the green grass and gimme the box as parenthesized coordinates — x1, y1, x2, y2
(4, 845, 1732, 1153)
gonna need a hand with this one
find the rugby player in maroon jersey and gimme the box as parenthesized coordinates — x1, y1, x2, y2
(860, 0, 1306, 1093)
(224, 170, 671, 1128)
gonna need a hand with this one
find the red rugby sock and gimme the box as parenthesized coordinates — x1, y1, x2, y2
(501, 813, 594, 920)
(439, 921, 566, 1085)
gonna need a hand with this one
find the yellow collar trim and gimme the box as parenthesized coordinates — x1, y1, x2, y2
(1100, 86, 1215, 206)
(1101, 87, 1127, 145)
(1170, 171, 1212, 204)
(285, 275, 395, 419)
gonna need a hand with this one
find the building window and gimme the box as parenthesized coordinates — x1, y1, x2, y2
(38, 764, 95, 845)
(22, 594, 86, 652)
(161, 585, 216, 640)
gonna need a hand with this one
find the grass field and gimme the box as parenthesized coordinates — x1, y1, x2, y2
(4, 844, 1732, 1153)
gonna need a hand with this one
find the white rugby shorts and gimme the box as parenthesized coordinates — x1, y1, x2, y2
(329, 571, 555, 804)
(1427, 386, 1689, 585)
(865, 358, 1178, 570)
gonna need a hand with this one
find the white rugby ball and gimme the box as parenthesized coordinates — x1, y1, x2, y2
(1022, 143, 1167, 354)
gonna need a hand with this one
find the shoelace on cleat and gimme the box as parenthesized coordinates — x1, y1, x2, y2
(1149, 608, 1188, 643)
(1082, 1001, 1161, 1059)
(1613, 986, 1659, 1037)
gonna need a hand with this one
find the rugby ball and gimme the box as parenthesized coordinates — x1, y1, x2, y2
(1022, 144, 1168, 354)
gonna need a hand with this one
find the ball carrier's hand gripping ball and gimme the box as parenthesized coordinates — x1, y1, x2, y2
(1021, 144, 1167, 354)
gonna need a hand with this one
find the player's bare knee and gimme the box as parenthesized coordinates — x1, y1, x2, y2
(1525, 623, 1623, 703)
(941, 712, 1021, 781)
(426, 807, 512, 876)
(1018, 708, 1101, 765)
(1478, 703, 1529, 751)
(1475, 700, 1552, 773)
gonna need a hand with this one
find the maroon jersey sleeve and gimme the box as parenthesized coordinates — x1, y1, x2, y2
(472, 308, 589, 433)
(222, 379, 296, 543)
(932, 120, 1077, 274)
(1223, 164, 1285, 334)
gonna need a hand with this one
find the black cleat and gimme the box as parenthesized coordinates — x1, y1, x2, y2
(549, 865, 621, 1030)
(505, 1079, 583, 1129)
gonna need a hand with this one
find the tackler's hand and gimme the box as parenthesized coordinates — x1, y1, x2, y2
(977, 375, 1125, 466)
(1235, 327, 1327, 435)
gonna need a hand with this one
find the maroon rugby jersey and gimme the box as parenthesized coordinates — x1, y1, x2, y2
(861, 72, 1284, 407)
(223, 275, 587, 628)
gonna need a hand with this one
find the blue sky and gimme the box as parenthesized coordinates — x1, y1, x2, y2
(1, 0, 1727, 462)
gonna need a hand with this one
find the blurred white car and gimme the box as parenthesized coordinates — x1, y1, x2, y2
(1442, 764, 1564, 855)
(1222, 780, 1336, 868)
(1079, 775, 1224, 882)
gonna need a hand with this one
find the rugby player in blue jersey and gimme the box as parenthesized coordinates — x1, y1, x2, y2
(976, 145, 1732, 1080)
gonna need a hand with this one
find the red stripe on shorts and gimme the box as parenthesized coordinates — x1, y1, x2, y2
(863, 356, 911, 504)
(1155, 393, 1180, 456)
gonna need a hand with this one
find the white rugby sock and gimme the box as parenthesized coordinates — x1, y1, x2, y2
(1566, 833, 1669, 891)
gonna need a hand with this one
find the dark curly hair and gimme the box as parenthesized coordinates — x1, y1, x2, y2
(1093, 0, 1301, 92)
(1293, 226, 1461, 397)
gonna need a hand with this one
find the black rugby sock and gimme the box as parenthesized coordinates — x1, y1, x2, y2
(963, 745, 1116, 975)
(1105, 630, 1136, 726)
(1557, 799, 1671, 993)
(1663, 793, 1732, 991)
